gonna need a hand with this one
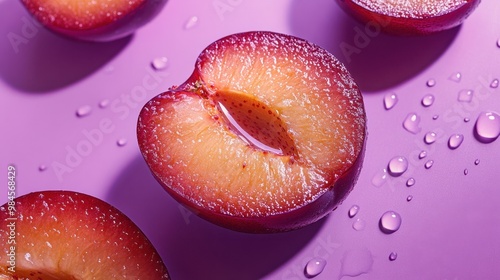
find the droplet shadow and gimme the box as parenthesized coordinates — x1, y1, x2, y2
(287, 0, 461, 92)
(0, 0, 131, 93)
(106, 154, 326, 280)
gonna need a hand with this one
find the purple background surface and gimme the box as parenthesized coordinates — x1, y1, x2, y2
(1, 0, 500, 279)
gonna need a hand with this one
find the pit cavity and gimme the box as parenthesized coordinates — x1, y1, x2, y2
(214, 90, 297, 157)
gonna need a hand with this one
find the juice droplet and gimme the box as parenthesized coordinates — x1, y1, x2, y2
(424, 160, 434, 169)
(384, 93, 398, 110)
(424, 132, 437, 144)
(151, 57, 168, 71)
(448, 134, 464, 149)
(38, 165, 47, 172)
(426, 79, 436, 87)
(421, 94, 435, 107)
(406, 178, 415, 187)
(348, 205, 360, 218)
(184, 16, 199, 30)
(99, 99, 110, 108)
(379, 211, 402, 234)
(403, 113, 421, 134)
(389, 252, 398, 261)
(339, 249, 373, 278)
(117, 138, 128, 147)
(76, 105, 92, 118)
(490, 79, 499, 88)
(418, 151, 427, 159)
(406, 195, 413, 202)
(449, 72, 462, 83)
(372, 168, 388, 187)
(432, 115, 439, 120)
(388, 156, 408, 177)
(474, 111, 500, 143)
(457, 89, 474, 102)
(304, 257, 326, 278)
(464, 169, 469, 175)
(352, 218, 366, 231)
(474, 159, 480, 165)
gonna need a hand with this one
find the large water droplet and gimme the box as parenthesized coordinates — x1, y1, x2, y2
(421, 94, 435, 107)
(426, 79, 436, 87)
(348, 205, 360, 218)
(424, 160, 434, 169)
(372, 168, 388, 188)
(352, 218, 366, 231)
(76, 105, 92, 118)
(457, 89, 474, 102)
(403, 113, 421, 134)
(406, 178, 415, 187)
(389, 252, 398, 261)
(384, 93, 398, 110)
(490, 79, 499, 89)
(474, 111, 500, 143)
(339, 249, 373, 278)
(388, 156, 408, 177)
(184, 16, 199, 30)
(448, 134, 464, 149)
(304, 257, 327, 278)
(449, 72, 462, 83)
(379, 211, 402, 234)
(424, 132, 437, 144)
(151, 57, 169, 71)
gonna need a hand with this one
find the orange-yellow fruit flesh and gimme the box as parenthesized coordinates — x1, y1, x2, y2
(0, 192, 169, 279)
(352, 0, 468, 18)
(22, 0, 144, 30)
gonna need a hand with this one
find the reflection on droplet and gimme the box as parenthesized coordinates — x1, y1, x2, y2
(403, 113, 421, 134)
(151, 57, 169, 71)
(372, 169, 388, 187)
(348, 205, 360, 218)
(389, 252, 398, 261)
(388, 156, 408, 177)
(424, 132, 437, 144)
(76, 105, 92, 118)
(304, 257, 327, 278)
(490, 79, 499, 89)
(418, 151, 427, 159)
(117, 138, 127, 147)
(448, 134, 464, 149)
(457, 89, 474, 102)
(384, 93, 398, 110)
(426, 79, 436, 87)
(424, 160, 434, 169)
(184, 16, 199, 30)
(406, 178, 415, 187)
(474, 111, 500, 143)
(379, 211, 402, 234)
(352, 218, 366, 231)
(421, 94, 435, 107)
(339, 248, 373, 279)
(449, 72, 462, 83)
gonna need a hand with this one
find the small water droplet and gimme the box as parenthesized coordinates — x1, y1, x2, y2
(464, 117, 470, 123)
(38, 165, 47, 172)
(426, 79, 436, 87)
(424, 160, 434, 169)
(432, 115, 439, 120)
(99, 99, 110, 108)
(497, 38, 500, 48)
(348, 205, 360, 218)
(449, 72, 462, 83)
(474, 159, 480, 165)
(117, 138, 128, 147)
(490, 79, 499, 88)
(184, 16, 199, 30)
(372, 168, 388, 187)
(474, 111, 500, 143)
(421, 94, 435, 107)
(448, 134, 464, 149)
(339, 249, 373, 278)
(424, 132, 437, 144)
(104, 65, 114, 73)
(151, 57, 168, 71)
(403, 113, 421, 134)
(406, 195, 413, 202)
(384, 93, 398, 110)
(458, 89, 474, 102)
(304, 258, 327, 278)
(352, 218, 366, 231)
(406, 178, 415, 187)
(464, 169, 469, 175)
(418, 151, 427, 159)
(389, 252, 398, 261)
(76, 105, 92, 118)
(379, 211, 402, 234)
(388, 156, 408, 177)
